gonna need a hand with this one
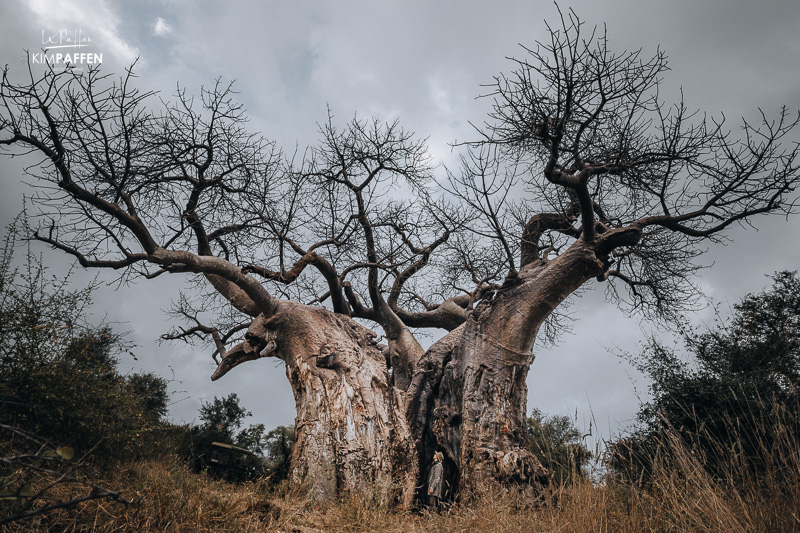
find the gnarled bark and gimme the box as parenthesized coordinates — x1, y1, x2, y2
(209, 242, 605, 503)
(408, 242, 603, 497)
(213, 302, 418, 506)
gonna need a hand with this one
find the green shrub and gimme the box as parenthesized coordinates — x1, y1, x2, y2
(610, 271, 800, 483)
(526, 409, 591, 486)
(0, 230, 171, 465)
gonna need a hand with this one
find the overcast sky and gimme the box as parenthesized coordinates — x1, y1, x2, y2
(1, 0, 799, 445)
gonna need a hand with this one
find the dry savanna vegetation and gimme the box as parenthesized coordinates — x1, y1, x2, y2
(2, 7, 799, 505)
(2, 5, 800, 531)
(4, 261, 799, 531)
(3, 410, 800, 533)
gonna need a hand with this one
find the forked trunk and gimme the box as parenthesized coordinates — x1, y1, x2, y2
(219, 244, 601, 503)
(438, 319, 548, 495)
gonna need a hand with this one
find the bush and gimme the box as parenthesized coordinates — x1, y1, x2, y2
(610, 271, 800, 483)
(0, 230, 171, 465)
(526, 409, 591, 486)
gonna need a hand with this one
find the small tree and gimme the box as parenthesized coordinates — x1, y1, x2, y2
(526, 409, 591, 486)
(609, 271, 800, 481)
(198, 394, 252, 442)
(0, 229, 171, 464)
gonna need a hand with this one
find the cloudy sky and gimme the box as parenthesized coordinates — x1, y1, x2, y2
(1, 0, 799, 444)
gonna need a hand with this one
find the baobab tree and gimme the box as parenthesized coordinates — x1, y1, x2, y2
(1, 11, 798, 505)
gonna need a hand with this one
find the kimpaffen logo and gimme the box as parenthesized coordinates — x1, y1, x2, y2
(31, 30, 103, 68)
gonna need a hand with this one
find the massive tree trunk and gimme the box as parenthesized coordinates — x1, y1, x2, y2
(216, 302, 418, 506)
(407, 242, 602, 498)
(213, 244, 602, 504)
(284, 306, 419, 506)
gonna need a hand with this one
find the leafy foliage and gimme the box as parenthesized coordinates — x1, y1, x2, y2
(198, 394, 253, 444)
(526, 408, 591, 486)
(262, 425, 294, 485)
(609, 271, 800, 481)
(178, 393, 275, 482)
(0, 230, 171, 465)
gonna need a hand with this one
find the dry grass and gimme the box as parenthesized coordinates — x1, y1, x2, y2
(5, 411, 800, 532)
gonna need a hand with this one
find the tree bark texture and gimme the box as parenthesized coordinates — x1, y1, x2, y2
(223, 302, 418, 506)
(219, 243, 604, 504)
(407, 242, 602, 498)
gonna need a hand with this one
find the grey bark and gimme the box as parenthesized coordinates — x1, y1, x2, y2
(212, 302, 418, 506)
(407, 241, 604, 497)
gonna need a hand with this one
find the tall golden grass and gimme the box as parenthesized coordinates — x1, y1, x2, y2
(4, 401, 800, 532)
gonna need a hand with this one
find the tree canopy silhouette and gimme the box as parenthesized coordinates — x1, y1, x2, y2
(1, 9, 798, 503)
